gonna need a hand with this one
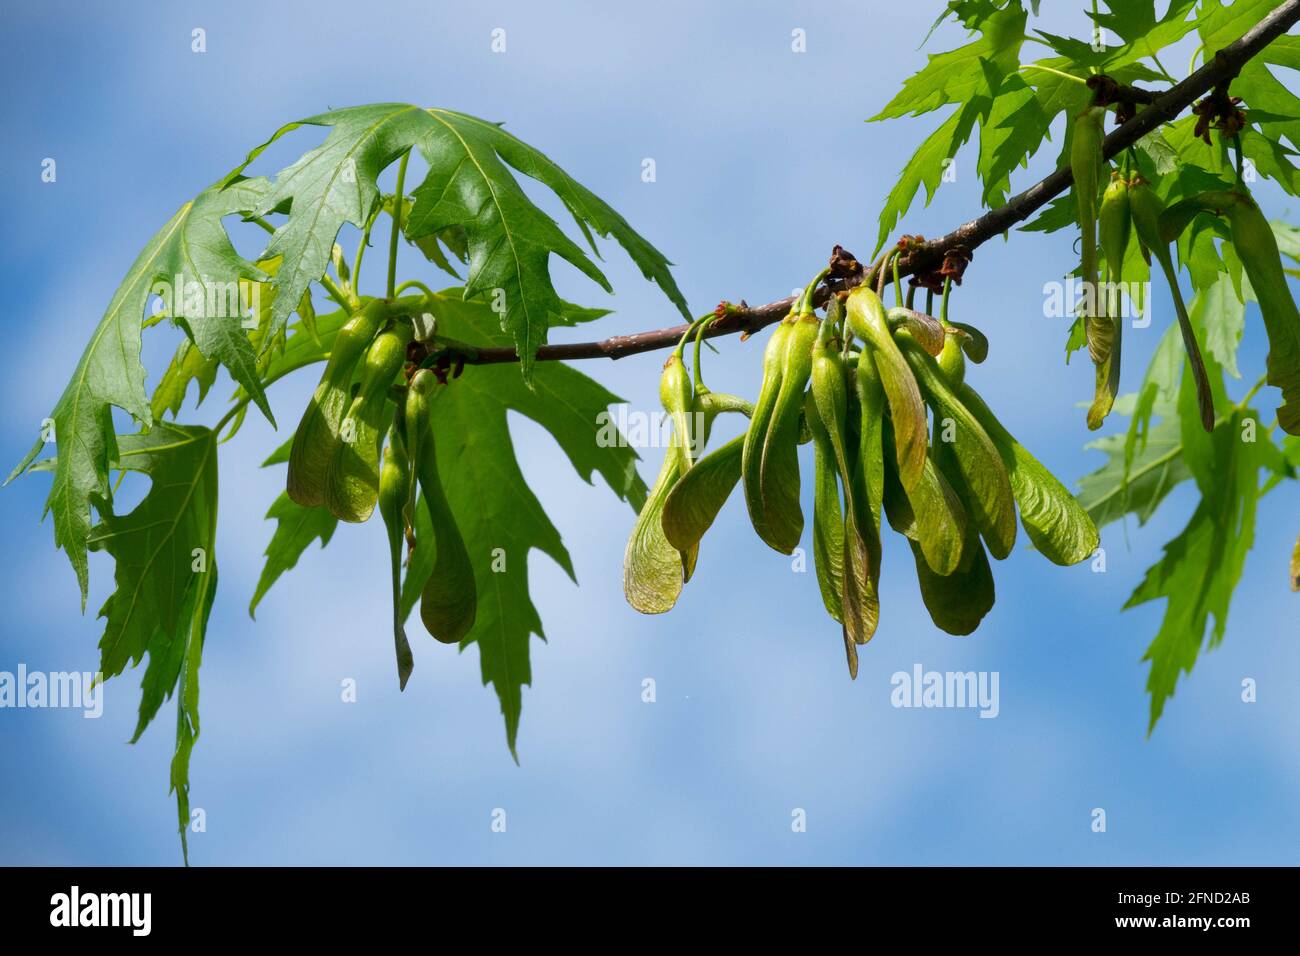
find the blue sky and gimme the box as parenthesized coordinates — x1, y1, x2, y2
(1, 1, 1298, 865)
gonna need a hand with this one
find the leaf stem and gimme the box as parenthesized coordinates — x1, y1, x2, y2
(1235, 373, 1268, 412)
(387, 151, 411, 300)
(394, 279, 437, 299)
(797, 268, 832, 314)
(318, 277, 352, 312)
(1019, 63, 1087, 85)
(352, 206, 380, 300)
(691, 316, 712, 391)
(1148, 51, 1177, 85)
(675, 314, 713, 358)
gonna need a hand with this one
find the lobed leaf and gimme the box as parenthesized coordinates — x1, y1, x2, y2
(12, 178, 273, 603)
(240, 104, 687, 378)
(395, 293, 646, 755)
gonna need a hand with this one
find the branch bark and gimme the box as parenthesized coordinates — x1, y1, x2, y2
(444, 0, 1300, 367)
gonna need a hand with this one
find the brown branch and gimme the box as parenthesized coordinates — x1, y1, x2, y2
(440, 0, 1300, 368)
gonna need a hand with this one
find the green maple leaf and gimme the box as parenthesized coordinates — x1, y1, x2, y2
(394, 293, 647, 755)
(977, 73, 1047, 206)
(1078, 290, 1290, 732)
(869, 5, 1026, 251)
(248, 493, 338, 618)
(236, 104, 688, 377)
(1199, 1, 1300, 158)
(151, 252, 319, 431)
(872, 5, 1026, 121)
(1137, 128, 1180, 175)
(244, 290, 645, 754)
(873, 107, 974, 254)
(169, 572, 210, 868)
(1196, 0, 1281, 51)
(1091, 0, 1198, 71)
(1077, 325, 1190, 536)
(88, 424, 219, 681)
(1078, 416, 1191, 531)
(1194, 272, 1246, 380)
(151, 337, 219, 421)
(1022, 55, 1091, 118)
(1242, 128, 1300, 198)
(1031, 31, 1109, 68)
(1125, 406, 1274, 733)
(1079, 277, 1248, 534)
(9, 177, 274, 603)
(1020, 192, 1078, 234)
(1076, 315, 1193, 536)
(84, 422, 219, 864)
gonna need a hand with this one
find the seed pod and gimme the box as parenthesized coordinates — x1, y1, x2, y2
(846, 286, 927, 491)
(408, 370, 477, 644)
(758, 314, 819, 554)
(1088, 173, 1131, 430)
(1220, 192, 1300, 435)
(844, 348, 884, 646)
(660, 353, 699, 580)
(909, 520, 995, 637)
(1098, 174, 1131, 328)
(625, 356, 696, 612)
(1071, 105, 1106, 342)
(852, 347, 886, 517)
(694, 391, 754, 418)
(881, 427, 968, 577)
(624, 452, 688, 613)
(885, 307, 945, 356)
(810, 319, 856, 523)
(947, 323, 989, 364)
(681, 386, 749, 506)
(377, 433, 416, 689)
(741, 319, 793, 546)
(805, 389, 860, 678)
(936, 330, 966, 385)
(900, 338, 1017, 560)
(959, 383, 1099, 565)
(684, 317, 741, 454)
(879, 439, 993, 636)
(661, 434, 743, 559)
(661, 353, 694, 466)
(805, 389, 845, 624)
(326, 322, 414, 522)
(1129, 177, 1215, 432)
(287, 299, 385, 508)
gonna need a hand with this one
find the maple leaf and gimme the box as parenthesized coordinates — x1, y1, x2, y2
(869, 5, 1027, 252)
(1125, 406, 1275, 732)
(235, 104, 689, 377)
(1091, 0, 1198, 71)
(396, 292, 648, 756)
(248, 492, 338, 619)
(9, 177, 274, 605)
(86, 422, 220, 865)
(245, 291, 646, 753)
(872, 5, 1026, 120)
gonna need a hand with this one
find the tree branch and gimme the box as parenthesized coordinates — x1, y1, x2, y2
(440, 0, 1300, 368)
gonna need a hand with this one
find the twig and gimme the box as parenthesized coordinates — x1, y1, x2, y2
(423, 0, 1300, 368)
